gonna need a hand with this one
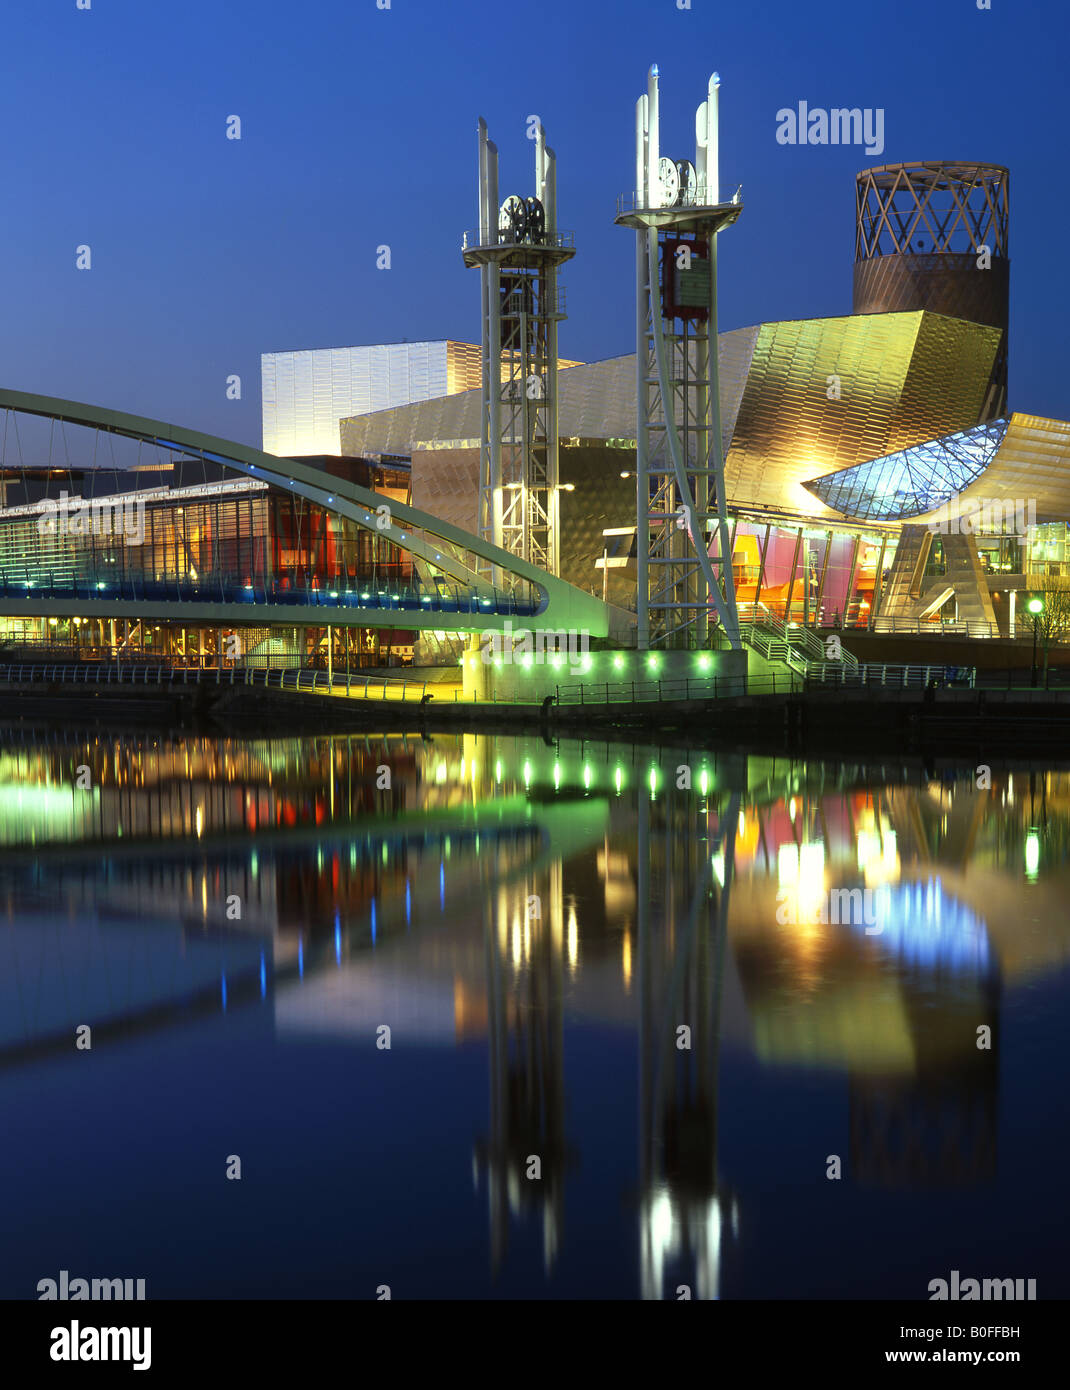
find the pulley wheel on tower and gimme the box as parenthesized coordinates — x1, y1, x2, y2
(525, 197, 546, 243)
(676, 160, 698, 207)
(658, 157, 681, 207)
(499, 195, 528, 242)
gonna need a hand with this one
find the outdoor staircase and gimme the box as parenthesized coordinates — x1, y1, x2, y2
(738, 602, 860, 678)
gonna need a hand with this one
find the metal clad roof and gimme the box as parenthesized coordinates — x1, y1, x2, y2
(914, 414, 1070, 524)
(339, 328, 759, 458)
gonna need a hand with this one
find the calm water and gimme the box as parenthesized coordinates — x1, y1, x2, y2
(0, 726, 1067, 1300)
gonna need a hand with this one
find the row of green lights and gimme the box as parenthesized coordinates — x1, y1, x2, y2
(492, 654, 596, 672)
(447, 758, 711, 796)
(555, 760, 624, 793)
(479, 652, 718, 673)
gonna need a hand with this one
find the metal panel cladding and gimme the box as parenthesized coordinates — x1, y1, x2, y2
(724, 311, 1000, 517)
(260, 342, 464, 457)
(340, 332, 758, 462)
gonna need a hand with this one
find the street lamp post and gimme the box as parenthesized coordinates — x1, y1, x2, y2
(1028, 597, 1043, 688)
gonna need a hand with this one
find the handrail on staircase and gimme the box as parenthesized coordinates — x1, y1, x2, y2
(739, 602, 859, 676)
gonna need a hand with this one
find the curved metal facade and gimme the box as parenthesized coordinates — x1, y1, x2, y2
(724, 311, 1000, 517)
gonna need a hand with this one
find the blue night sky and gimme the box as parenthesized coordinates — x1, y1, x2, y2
(0, 0, 1064, 448)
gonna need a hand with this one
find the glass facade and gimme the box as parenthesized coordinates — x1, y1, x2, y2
(805, 419, 1009, 521)
(1027, 523, 1070, 577)
(721, 517, 896, 629)
(0, 411, 543, 669)
(0, 478, 531, 613)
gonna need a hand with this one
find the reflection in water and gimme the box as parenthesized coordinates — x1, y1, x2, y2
(477, 855, 569, 1274)
(637, 786, 741, 1301)
(1, 726, 1068, 1297)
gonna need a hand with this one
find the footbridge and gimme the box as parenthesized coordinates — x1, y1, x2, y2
(0, 388, 610, 640)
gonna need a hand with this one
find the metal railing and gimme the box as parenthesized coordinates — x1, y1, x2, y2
(0, 575, 540, 617)
(974, 666, 1070, 691)
(461, 228, 575, 252)
(615, 187, 739, 217)
(871, 617, 1009, 638)
(0, 659, 999, 706)
(0, 662, 429, 702)
(739, 601, 860, 674)
(500, 287, 567, 317)
(547, 664, 977, 707)
(744, 607, 1061, 644)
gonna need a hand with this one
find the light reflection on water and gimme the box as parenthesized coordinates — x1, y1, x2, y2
(0, 728, 1068, 1299)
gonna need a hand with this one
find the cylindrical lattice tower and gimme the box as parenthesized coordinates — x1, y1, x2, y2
(853, 161, 1009, 417)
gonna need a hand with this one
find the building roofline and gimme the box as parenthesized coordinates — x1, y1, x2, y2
(261, 340, 480, 358)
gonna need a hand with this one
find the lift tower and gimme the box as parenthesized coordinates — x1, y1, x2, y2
(616, 68, 742, 650)
(463, 120, 575, 577)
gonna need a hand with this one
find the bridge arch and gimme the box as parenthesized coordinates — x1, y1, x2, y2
(0, 387, 608, 643)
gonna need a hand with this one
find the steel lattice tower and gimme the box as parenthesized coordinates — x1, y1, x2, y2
(462, 121, 575, 577)
(616, 68, 743, 651)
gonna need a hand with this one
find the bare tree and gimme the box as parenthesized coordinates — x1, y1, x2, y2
(1025, 577, 1070, 685)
